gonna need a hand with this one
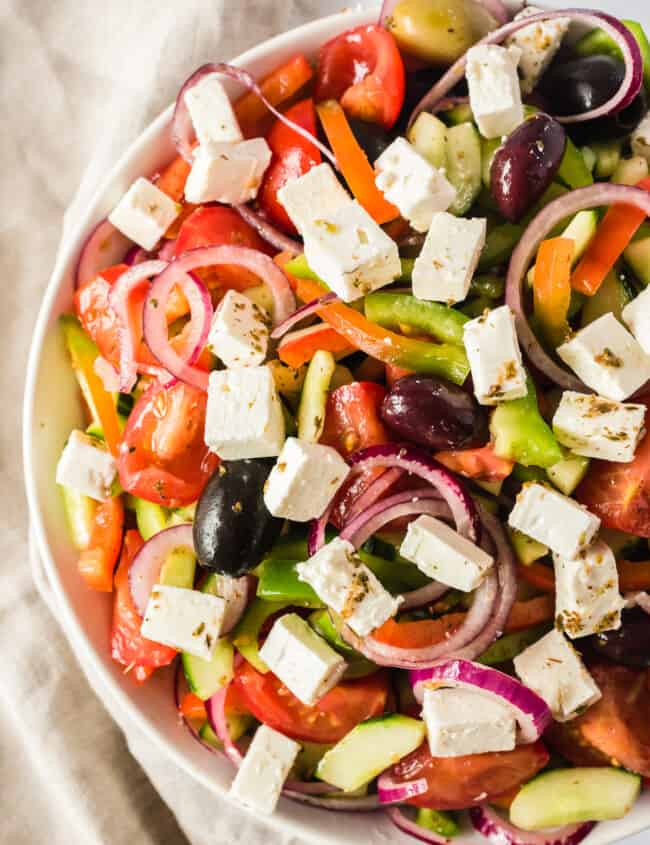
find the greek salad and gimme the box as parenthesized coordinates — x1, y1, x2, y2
(56, 1, 650, 841)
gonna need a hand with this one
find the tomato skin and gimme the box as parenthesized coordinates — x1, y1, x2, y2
(390, 741, 550, 811)
(78, 496, 125, 592)
(258, 99, 321, 235)
(233, 660, 389, 743)
(315, 25, 405, 130)
(118, 380, 219, 508)
(75, 264, 130, 366)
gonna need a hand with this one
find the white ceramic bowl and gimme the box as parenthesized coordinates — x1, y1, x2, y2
(23, 3, 650, 842)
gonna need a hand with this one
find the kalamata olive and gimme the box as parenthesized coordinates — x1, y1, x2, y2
(540, 55, 624, 118)
(584, 607, 650, 668)
(567, 91, 648, 145)
(194, 459, 283, 576)
(347, 118, 395, 162)
(381, 375, 489, 451)
(490, 114, 566, 223)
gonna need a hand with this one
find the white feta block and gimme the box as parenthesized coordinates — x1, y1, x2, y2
(263, 437, 350, 522)
(508, 483, 600, 559)
(463, 304, 527, 405)
(296, 538, 402, 637)
(623, 287, 650, 355)
(259, 613, 347, 705)
(514, 629, 601, 721)
(140, 585, 226, 660)
(400, 515, 494, 592)
(302, 200, 401, 302)
(557, 313, 650, 402)
(466, 44, 524, 139)
(230, 724, 300, 815)
(276, 163, 350, 234)
(205, 366, 285, 460)
(412, 212, 487, 304)
(184, 73, 243, 146)
(56, 430, 117, 502)
(631, 114, 650, 164)
(374, 137, 456, 233)
(554, 539, 625, 639)
(552, 391, 646, 463)
(108, 177, 180, 250)
(422, 687, 516, 757)
(207, 289, 269, 368)
(506, 6, 570, 95)
(184, 138, 272, 205)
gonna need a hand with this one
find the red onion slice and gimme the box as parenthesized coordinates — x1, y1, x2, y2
(172, 63, 337, 168)
(386, 807, 459, 844)
(505, 184, 650, 390)
(344, 467, 405, 524)
(93, 356, 121, 393)
(408, 9, 643, 129)
(410, 659, 551, 743)
(234, 204, 302, 256)
(211, 574, 252, 636)
(157, 238, 177, 262)
(128, 524, 195, 617)
(626, 591, 650, 614)
(377, 774, 429, 805)
(75, 218, 133, 289)
(124, 245, 149, 266)
(282, 791, 380, 811)
(205, 685, 244, 767)
(469, 805, 597, 845)
(270, 293, 338, 340)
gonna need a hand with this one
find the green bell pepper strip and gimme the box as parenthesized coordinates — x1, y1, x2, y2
(231, 598, 291, 673)
(477, 623, 552, 666)
(309, 610, 378, 679)
(256, 559, 324, 607)
(479, 223, 524, 270)
(574, 19, 650, 90)
(470, 274, 505, 300)
(284, 253, 415, 284)
(363, 293, 468, 346)
(415, 809, 460, 838)
(557, 137, 594, 189)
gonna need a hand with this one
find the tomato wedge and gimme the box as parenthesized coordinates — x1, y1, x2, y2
(435, 444, 514, 483)
(233, 659, 389, 743)
(315, 24, 405, 129)
(78, 496, 124, 592)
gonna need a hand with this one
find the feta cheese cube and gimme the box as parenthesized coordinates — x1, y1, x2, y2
(631, 114, 650, 163)
(466, 44, 524, 139)
(301, 200, 401, 302)
(557, 313, 650, 402)
(412, 212, 487, 304)
(184, 73, 243, 146)
(276, 163, 350, 234)
(506, 7, 570, 95)
(259, 613, 347, 705)
(263, 438, 350, 522)
(422, 687, 516, 757)
(514, 629, 601, 721)
(205, 366, 285, 460)
(554, 539, 625, 639)
(463, 304, 527, 405)
(184, 138, 272, 205)
(296, 538, 402, 637)
(207, 289, 269, 368)
(374, 137, 456, 233)
(508, 483, 600, 559)
(552, 391, 646, 463)
(108, 177, 180, 250)
(400, 515, 494, 592)
(623, 287, 650, 355)
(140, 585, 226, 660)
(56, 430, 117, 502)
(230, 724, 300, 815)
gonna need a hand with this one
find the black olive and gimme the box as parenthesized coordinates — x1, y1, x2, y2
(194, 459, 283, 576)
(582, 607, 650, 668)
(347, 117, 396, 162)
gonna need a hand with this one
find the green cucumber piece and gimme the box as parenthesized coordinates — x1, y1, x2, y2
(182, 637, 234, 701)
(407, 112, 447, 170)
(471, 274, 504, 300)
(481, 137, 502, 189)
(198, 721, 223, 750)
(526, 210, 598, 287)
(443, 103, 473, 126)
(309, 610, 378, 680)
(60, 485, 96, 550)
(612, 155, 649, 186)
(479, 223, 524, 270)
(508, 527, 548, 565)
(510, 767, 641, 830)
(478, 623, 552, 666)
(358, 549, 430, 592)
(159, 545, 196, 590)
(316, 714, 426, 792)
(581, 269, 632, 327)
(134, 498, 168, 541)
(624, 222, 650, 285)
(293, 742, 333, 781)
(445, 123, 482, 216)
(546, 451, 590, 496)
(416, 809, 459, 838)
(232, 598, 290, 673)
(297, 349, 335, 442)
(60, 315, 113, 426)
(557, 137, 593, 189)
(592, 139, 623, 179)
(256, 559, 324, 607)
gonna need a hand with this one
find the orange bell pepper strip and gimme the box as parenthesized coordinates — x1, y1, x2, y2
(155, 155, 191, 203)
(235, 54, 314, 138)
(78, 496, 124, 592)
(278, 324, 355, 368)
(316, 100, 399, 224)
(179, 692, 208, 721)
(504, 595, 555, 633)
(373, 613, 466, 649)
(385, 363, 414, 387)
(516, 562, 556, 593)
(533, 237, 573, 346)
(518, 558, 650, 594)
(571, 177, 650, 295)
(435, 444, 514, 482)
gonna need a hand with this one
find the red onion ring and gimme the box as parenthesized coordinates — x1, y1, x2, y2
(129, 524, 195, 617)
(377, 774, 429, 805)
(174, 661, 213, 747)
(308, 501, 333, 557)
(205, 685, 244, 767)
(234, 204, 302, 256)
(109, 260, 168, 393)
(270, 293, 338, 340)
(282, 791, 380, 811)
(124, 245, 149, 266)
(408, 9, 643, 130)
(157, 238, 177, 262)
(344, 467, 405, 524)
(505, 183, 650, 391)
(626, 591, 650, 614)
(172, 63, 337, 168)
(386, 806, 458, 844)
(469, 805, 597, 845)
(93, 356, 121, 393)
(75, 217, 132, 289)
(211, 574, 253, 636)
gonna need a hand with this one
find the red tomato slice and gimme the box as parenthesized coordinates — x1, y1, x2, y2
(75, 264, 131, 366)
(389, 741, 550, 811)
(111, 530, 177, 681)
(435, 444, 514, 483)
(373, 614, 465, 649)
(258, 98, 322, 235)
(277, 324, 355, 369)
(233, 660, 389, 743)
(118, 380, 219, 508)
(315, 25, 405, 130)
(78, 496, 124, 592)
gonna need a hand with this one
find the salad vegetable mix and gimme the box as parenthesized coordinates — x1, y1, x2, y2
(55, 1, 650, 839)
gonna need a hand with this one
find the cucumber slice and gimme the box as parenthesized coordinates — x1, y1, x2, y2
(316, 714, 426, 792)
(159, 545, 196, 589)
(510, 767, 641, 830)
(292, 741, 333, 781)
(546, 451, 590, 496)
(612, 155, 649, 186)
(479, 223, 523, 270)
(407, 112, 447, 170)
(446, 123, 482, 216)
(592, 139, 622, 179)
(624, 222, 650, 285)
(557, 138, 593, 189)
(507, 527, 548, 565)
(309, 610, 377, 680)
(183, 637, 234, 701)
(478, 623, 552, 666)
(443, 103, 474, 126)
(481, 137, 502, 188)
(268, 359, 307, 397)
(198, 721, 223, 750)
(416, 809, 459, 838)
(231, 598, 291, 673)
(581, 269, 632, 326)
(60, 485, 96, 550)
(526, 210, 598, 287)
(134, 498, 168, 541)
(297, 349, 335, 442)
